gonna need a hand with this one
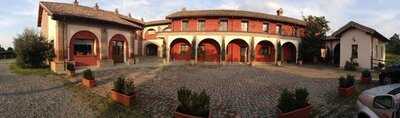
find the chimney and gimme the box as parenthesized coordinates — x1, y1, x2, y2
(73, 0, 79, 6)
(276, 8, 283, 16)
(181, 7, 187, 11)
(115, 8, 119, 14)
(128, 13, 132, 18)
(94, 3, 99, 10)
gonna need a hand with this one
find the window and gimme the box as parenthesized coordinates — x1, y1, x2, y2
(74, 39, 94, 56)
(351, 44, 358, 58)
(219, 20, 228, 31)
(180, 44, 189, 55)
(198, 20, 205, 31)
(241, 21, 249, 32)
(260, 46, 270, 56)
(262, 23, 269, 32)
(374, 96, 394, 109)
(276, 25, 282, 35)
(182, 20, 189, 31)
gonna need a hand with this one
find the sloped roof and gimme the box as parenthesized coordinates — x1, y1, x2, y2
(38, 2, 144, 29)
(166, 9, 306, 26)
(145, 20, 171, 26)
(331, 21, 388, 42)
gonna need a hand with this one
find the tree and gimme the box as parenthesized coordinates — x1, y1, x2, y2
(0, 45, 5, 52)
(14, 28, 52, 68)
(387, 33, 400, 55)
(301, 15, 330, 63)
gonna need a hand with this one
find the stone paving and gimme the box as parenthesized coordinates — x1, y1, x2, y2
(0, 62, 96, 118)
(90, 64, 354, 118)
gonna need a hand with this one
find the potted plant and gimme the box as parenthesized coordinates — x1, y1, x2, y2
(111, 77, 135, 107)
(338, 75, 355, 97)
(82, 69, 96, 88)
(66, 62, 75, 76)
(175, 87, 210, 118)
(277, 88, 312, 118)
(360, 69, 372, 84)
(276, 41, 282, 66)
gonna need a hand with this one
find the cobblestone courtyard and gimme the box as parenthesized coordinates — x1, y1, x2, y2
(91, 64, 358, 118)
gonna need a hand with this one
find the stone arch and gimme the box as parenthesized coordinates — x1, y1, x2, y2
(109, 34, 128, 64)
(170, 38, 192, 61)
(145, 43, 159, 56)
(198, 38, 221, 62)
(255, 40, 275, 62)
(69, 30, 100, 67)
(282, 42, 297, 63)
(145, 28, 157, 39)
(162, 27, 171, 32)
(227, 39, 249, 62)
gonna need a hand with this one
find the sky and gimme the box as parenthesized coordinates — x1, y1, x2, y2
(0, 0, 399, 48)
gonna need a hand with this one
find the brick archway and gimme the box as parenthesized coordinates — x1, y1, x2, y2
(255, 41, 275, 62)
(198, 39, 220, 62)
(227, 39, 249, 62)
(170, 38, 192, 61)
(282, 42, 297, 63)
(145, 43, 158, 56)
(109, 34, 128, 64)
(69, 31, 99, 66)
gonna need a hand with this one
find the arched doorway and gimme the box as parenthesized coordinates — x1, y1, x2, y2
(227, 39, 249, 62)
(109, 34, 128, 64)
(170, 38, 192, 61)
(255, 41, 275, 62)
(69, 31, 99, 67)
(146, 43, 158, 56)
(282, 42, 297, 63)
(198, 39, 220, 62)
(333, 43, 340, 66)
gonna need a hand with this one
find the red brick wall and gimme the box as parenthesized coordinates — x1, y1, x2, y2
(169, 18, 305, 38)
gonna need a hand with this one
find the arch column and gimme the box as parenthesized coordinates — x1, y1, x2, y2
(98, 28, 113, 67)
(193, 36, 198, 63)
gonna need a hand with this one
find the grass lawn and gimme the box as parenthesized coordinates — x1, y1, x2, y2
(386, 53, 400, 65)
(8, 62, 54, 76)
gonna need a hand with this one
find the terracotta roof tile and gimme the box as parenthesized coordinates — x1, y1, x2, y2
(40, 2, 144, 29)
(166, 10, 306, 26)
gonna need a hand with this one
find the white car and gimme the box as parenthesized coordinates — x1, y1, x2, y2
(357, 84, 400, 118)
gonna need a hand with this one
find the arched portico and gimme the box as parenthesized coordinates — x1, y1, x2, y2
(197, 39, 220, 62)
(170, 38, 192, 61)
(282, 42, 297, 63)
(145, 43, 159, 56)
(255, 40, 275, 62)
(69, 31, 100, 67)
(227, 39, 249, 62)
(109, 34, 128, 64)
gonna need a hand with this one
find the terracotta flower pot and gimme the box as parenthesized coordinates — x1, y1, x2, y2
(278, 105, 312, 118)
(338, 86, 355, 97)
(82, 78, 96, 88)
(174, 111, 210, 118)
(361, 77, 371, 84)
(111, 90, 134, 107)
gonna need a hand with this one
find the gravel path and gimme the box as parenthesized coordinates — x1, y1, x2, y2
(0, 63, 96, 118)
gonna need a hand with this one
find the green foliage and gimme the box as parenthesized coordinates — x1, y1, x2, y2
(66, 63, 75, 71)
(278, 88, 309, 113)
(277, 41, 282, 61)
(387, 33, 400, 55)
(14, 28, 53, 68)
(113, 77, 135, 95)
(177, 87, 210, 117)
(339, 75, 355, 88)
(361, 69, 371, 78)
(83, 69, 94, 80)
(386, 53, 400, 66)
(301, 16, 330, 63)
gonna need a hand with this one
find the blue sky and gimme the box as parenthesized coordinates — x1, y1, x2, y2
(0, 0, 399, 48)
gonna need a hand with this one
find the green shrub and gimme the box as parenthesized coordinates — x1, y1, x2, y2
(83, 69, 94, 80)
(339, 75, 355, 88)
(66, 63, 75, 72)
(177, 87, 210, 117)
(113, 77, 135, 95)
(14, 28, 52, 68)
(277, 88, 310, 113)
(113, 77, 124, 92)
(277, 41, 282, 61)
(361, 69, 371, 78)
